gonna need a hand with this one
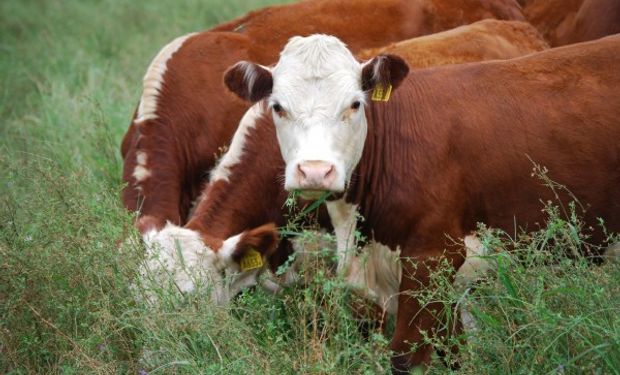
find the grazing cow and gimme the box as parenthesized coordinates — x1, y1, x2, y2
(143, 19, 547, 307)
(521, 0, 620, 46)
(121, 0, 526, 234)
(224, 34, 620, 372)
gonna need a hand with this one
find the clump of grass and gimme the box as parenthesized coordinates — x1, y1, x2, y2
(422, 200, 620, 374)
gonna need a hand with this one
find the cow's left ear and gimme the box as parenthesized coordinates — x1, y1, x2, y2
(225, 223, 279, 271)
(224, 61, 273, 102)
(361, 54, 409, 92)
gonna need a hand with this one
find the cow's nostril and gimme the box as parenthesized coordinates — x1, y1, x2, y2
(297, 164, 307, 179)
(324, 165, 335, 178)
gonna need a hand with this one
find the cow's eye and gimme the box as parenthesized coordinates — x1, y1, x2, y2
(350, 101, 361, 110)
(272, 103, 284, 115)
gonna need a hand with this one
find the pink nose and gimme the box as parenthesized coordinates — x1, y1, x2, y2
(296, 160, 336, 190)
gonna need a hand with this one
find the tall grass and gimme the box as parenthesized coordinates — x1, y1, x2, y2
(1, 1, 618, 374)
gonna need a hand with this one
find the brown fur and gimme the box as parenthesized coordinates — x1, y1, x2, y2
(522, 0, 620, 46)
(557, 0, 620, 45)
(120, 0, 525, 233)
(358, 19, 549, 66)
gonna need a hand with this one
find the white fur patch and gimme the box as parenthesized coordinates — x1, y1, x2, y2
(238, 61, 258, 95)
(132, 165, 152, 182)
(218, 233, 242, 267)
(141, 223, 218, 296)
(454, 235, 494, 289)
(345, 241, 402, 315)
(136, 151, 148, 166)
(135, 32, 198, 123)
(132, 151, 151, 182)
(325, 199, 359, 274)
(210, 104, 263, 182)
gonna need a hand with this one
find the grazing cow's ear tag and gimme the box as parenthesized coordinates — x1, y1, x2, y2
(240, 248, 264, 271)
(371, 84, 392, 102)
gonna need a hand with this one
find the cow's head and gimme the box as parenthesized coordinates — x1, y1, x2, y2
(225, 34, 408, 198)
(142, 223, 279, 305)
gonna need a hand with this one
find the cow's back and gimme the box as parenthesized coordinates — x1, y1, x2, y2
(522, 0, 620, 46)
(210, 0, 525, 61)
(555, 0, 620, 45)
(358, 19, 548, 68)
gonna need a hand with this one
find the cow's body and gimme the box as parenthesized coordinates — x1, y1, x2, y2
(121, 0, 525, 234)
(142, 19, 548, 307)
(521, 0, 620, 46)
(349, 37, 620, 369)
(226, 34, 620, 372)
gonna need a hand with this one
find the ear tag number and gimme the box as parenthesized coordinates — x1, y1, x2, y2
(371, 84, 392, 102)
(240, 248, 264, 271)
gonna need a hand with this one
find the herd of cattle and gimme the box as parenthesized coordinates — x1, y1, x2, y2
(121, 0, 620, 372)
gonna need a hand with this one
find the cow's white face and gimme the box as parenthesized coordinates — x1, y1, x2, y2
(268, 37, 367, 195)
(225, 34, 408, 197)
(141, 223, 279, 305)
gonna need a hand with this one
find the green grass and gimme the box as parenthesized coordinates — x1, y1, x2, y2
(1, 1, 618, 373)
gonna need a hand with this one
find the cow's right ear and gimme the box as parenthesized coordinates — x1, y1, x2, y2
(224, 61, 273, 102)
(361, 54, 409, 93)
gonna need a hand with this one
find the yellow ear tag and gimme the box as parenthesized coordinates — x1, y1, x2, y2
(371, 84, 392, 102)
(240, 248, 264, 271)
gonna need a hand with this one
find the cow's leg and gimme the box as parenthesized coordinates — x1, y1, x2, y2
(390, 245, 465, 373)
(325, 199, 359, 274)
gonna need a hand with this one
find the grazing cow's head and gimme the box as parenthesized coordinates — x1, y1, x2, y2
(225, 34, 408, 198)
(142, 223, 279, 305)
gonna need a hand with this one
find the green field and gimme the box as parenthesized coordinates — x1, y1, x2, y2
(1, 1, 619, 373)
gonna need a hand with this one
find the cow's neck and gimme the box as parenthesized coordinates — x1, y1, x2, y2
(343, 80, 429, 247)
(187, 116, 288, 242)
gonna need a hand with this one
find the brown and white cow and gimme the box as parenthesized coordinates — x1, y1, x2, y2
(142, 19, 548, 307)
(121, 0, 526, 234)
(520, 0, 620, 46)
(225, 34, 620, 372)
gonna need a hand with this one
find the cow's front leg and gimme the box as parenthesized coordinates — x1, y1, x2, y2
(325, 199, 359, 274)
(390, 246, 465, 373)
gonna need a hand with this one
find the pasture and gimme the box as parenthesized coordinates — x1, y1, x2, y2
(1, 1, 618, 373)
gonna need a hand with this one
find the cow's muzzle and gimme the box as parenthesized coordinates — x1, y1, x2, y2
(295, 160, 337, 191)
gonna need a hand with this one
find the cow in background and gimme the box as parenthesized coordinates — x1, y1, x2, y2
(520, 0, 620, 46)
(225, 34, 620, 372)
(358, 19, 548, 63)
(121, 0, 526, 234)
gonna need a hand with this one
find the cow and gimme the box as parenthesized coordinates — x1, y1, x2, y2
(121, 0, 526, 235)
(520, 0, 620, 46)
(224, 34, 620, 372)
(142, 19, 548, 308)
